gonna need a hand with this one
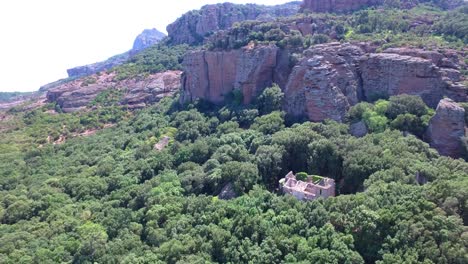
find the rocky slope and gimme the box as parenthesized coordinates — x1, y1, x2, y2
(182, 42, 467, 122)
(47, 71, 181, 112)
(67, 28, 166, 78)
(300, 0, 464, 13)
(301, 0, 384, 13)
(426, 98, 466, 158)
(167, 1, 301, 45)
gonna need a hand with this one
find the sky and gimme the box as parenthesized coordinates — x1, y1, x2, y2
(0, 0, 293, 92)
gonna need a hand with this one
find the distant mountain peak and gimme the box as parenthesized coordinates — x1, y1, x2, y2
(132, 28, 166, 52)
(66, 28, 166, 79)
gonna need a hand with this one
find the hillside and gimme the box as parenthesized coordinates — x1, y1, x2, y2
(0, 1, 468, 263)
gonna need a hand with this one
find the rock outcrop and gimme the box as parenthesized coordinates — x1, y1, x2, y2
(181, 44, 283, 104)
(284, 43, 364, 122)
(426, 98, 466, 158)
(132, 28, 165, 52)
(218, 182, 238, 200)
(67, 28, 166, 78)
(300, 0, 464, 13)
(181, 42, 467, 122)
(359, 53, 447, 108)
(167, 2, 301, 45)
(350, 121, 368, 137)
(47, 71, 181, 112)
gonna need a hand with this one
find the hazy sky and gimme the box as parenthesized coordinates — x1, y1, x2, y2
(0, 0, 292, 92)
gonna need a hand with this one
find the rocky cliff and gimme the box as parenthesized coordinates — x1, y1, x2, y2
(181, 42, 467, 122)
(181, 44, 283, 104)
(167, 2, 301, 45)
(47, 71, 181, 112)
(67, 28, 166, 78)
(284, 43, 365, 122)
(426, 98, 466, 158)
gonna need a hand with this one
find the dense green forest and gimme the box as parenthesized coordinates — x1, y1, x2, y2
(1, 87, 467, 263)
(1, 2, 468, 264)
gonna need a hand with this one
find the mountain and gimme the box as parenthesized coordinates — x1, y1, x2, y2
(132, 28, 166, 52)
(66, 28, 166, 78)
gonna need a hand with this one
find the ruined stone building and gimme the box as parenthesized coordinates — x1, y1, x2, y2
(279, 171, 335, 201)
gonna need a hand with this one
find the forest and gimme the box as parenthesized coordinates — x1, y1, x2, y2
(1, 85, 467, 263)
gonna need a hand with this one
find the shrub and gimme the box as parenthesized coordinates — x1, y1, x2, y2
(296, 172, 308, 181)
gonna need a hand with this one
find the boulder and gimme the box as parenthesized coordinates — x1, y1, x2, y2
(426, 98, 466, 158)
(350, 121, 368, 137)
(218, 182, 237, 200)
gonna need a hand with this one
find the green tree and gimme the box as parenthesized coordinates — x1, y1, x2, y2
(251, 111, 285, 134)
(256, 84, 284, 115)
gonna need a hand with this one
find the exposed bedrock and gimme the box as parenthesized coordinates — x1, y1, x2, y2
(47, 71, 181, 112)
(181, 45, 285, 105)
(167, 2, 301, 45)
(181, 42, 467, 122)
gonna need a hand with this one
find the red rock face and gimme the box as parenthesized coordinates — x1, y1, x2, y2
(46, 71, 182, 112)
(181, 45, 279, 105)
(181, 42, 466, 122)
(284, 43, 364, 122)
(426, 98, 466, 158)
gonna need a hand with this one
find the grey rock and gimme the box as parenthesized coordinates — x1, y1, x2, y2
(167, 1, 301, 45)
(218, 182, 237, 200)
(350, 121, 368, 137)
(132, 28, 166, 52)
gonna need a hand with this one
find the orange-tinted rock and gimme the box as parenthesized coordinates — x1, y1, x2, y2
(47, 71, 181, 112)
(426, 98, 466, 158)
(182, 42, 467, 122)
(181, 45, 280, 104)
(284, 43, 364, 122)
